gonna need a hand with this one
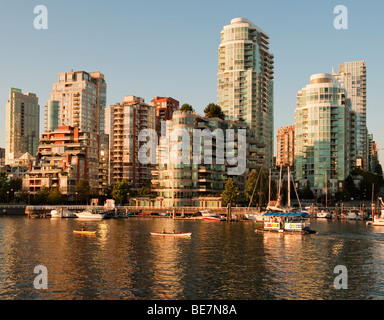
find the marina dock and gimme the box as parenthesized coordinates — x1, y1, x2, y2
(22, 204, 379, 220)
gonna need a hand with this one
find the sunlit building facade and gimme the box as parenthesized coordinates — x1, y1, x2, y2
(46, 70, 107, 134)
(217, 17, 274, 169)
(333, 61, 367, 169)
(5, 88, 40, 165)
(295, 73, 356, 196)
(276, 125, 295, 168)
(151, 110, 266, 207)
(23, 126, 101, 198)
(105, 96, 156, 189)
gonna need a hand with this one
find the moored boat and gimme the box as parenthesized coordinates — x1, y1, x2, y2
(346, 209, 362, 220)
(244, 213, 266, 221)
(50, 208, 77, 218)
(200, 210, 226, 221)
(316, 210, 332, 219)
(371, 197, 384, 226)
(75, 209, 106, 220)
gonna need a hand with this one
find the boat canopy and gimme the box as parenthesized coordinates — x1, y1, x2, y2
(263, 212, 309, 218)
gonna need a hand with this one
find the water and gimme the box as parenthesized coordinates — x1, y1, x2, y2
(0, 216, 384, 300)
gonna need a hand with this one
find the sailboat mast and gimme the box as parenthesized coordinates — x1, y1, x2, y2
(268, 168, 271, 204)
(288, 167, 291, 208)
(325, 171, 328, 209)
(277, 165, 282, 204)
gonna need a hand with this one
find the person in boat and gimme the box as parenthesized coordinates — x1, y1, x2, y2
(81, 225, 86, 231)
(162, 228, 166, 233)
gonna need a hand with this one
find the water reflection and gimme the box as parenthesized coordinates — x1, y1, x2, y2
(0, 217, 383, 299)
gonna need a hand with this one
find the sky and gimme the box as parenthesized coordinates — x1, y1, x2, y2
(0, 0, 383, 160)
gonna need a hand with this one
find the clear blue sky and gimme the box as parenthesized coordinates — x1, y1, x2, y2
(0, 0, 383, 160)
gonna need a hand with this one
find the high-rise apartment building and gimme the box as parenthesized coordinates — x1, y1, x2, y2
(276, 125, 295, 168)
(295, 73, 356, 196)
(150, 96, 179, 136)
(105, 96, 156, 188)
(5, 88, 40, 165)
(333, 61, 367, 169)
(368, 133, 379, 173)
(151, 110, 265, 207)
(46, 70, 107, 134)
(218, 17, 274, 168)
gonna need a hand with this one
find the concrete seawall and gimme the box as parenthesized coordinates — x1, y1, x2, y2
(0, 205, 27, 216)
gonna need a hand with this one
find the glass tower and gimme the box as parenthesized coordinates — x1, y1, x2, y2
(295, 73, 356, 196)
(217, 18, 274, 169)
(333, 61, 367, 169)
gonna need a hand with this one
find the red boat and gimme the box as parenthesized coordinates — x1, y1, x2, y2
(150, 232, 192, 237)
(200, 210, 226, 221)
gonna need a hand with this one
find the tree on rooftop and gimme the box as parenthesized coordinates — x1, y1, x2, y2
(204, 103, 225, 120)
(180, 103, 194, 112)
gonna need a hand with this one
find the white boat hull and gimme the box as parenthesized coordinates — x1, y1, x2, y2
(75, 212, 105, 220)
(346, 214, 362, 220)
(373, 220, 384, 226)
(203, 217, 226, 221)
(316, 211, 332, 219)
(50, 209, 77, 218)
(245, 213, 266, 221)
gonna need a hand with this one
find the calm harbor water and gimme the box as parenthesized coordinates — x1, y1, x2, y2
(0, 216, 383, 300)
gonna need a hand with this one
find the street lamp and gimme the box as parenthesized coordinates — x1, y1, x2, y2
(75, 192, 78, 205)
(127, 192, 130, 206)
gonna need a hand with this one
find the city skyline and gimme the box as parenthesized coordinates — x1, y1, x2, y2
(1, 0, 384, 161)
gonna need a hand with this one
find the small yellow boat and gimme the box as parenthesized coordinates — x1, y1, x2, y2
(73, 230, 96, 235)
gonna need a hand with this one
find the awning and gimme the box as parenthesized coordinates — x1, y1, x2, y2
(263, 212, 309, 218)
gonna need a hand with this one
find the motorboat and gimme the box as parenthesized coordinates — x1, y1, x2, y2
(75, 199, 116, 220)
(50, 208, 77, 218)
(200, 210, 226, 221)
(371, 198, 384, 226)
(316, 210, 332, 219)
(75, 208, 106, 220)
(244, 213, 266, 221)
(346, 209, 362, 220)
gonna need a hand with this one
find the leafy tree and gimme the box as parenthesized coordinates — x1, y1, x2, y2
(0, 172, 8, 189)
(345, 175, 358, 199)
(137, 186, 155, 198)
(112, 179, 131, 205)
(180, 103, 193, 112)
(204, 103, 225, 120)
(34, 186, 50, 205)
(221, 178, 239, 207)
(9, 178, 22, 191)
(75, 180, 90, 204)
(47, 188, 63, 205)
(298, 184, 315, 200)
(245, 170, 258, 206)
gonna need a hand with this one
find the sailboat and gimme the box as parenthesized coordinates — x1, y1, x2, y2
(316, 171, 332, 219)
(266, 166, 298, 213)
(244, 168, 267, 221)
